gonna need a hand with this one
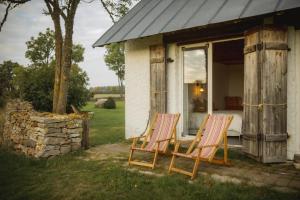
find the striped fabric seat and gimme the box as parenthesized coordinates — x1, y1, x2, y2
(144, 113, 178, 152)
(191, 115, 229, 160)
(169, 114, 233, 179)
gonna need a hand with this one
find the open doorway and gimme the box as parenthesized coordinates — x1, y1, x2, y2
(213, 39, 244, 145)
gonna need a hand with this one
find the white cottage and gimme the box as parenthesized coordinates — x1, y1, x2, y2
(94, 0, 300, 163)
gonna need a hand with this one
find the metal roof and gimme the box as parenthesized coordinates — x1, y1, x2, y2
(93, 0, 300, 47)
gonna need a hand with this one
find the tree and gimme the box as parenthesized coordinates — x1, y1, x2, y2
(0, 60, 22, 107)
(25, 28, 55, 66)
(44, 0, 80, 114)
(101, 0, 137, 98)
(13, 62, 90, 112)
(0, 0, 30, 32)
(100, 0, 134, 23)
(25, 28, 85, 67)
(104, 43, 125, 97)
(10, 28, 89, 112)
(72, 44, 84, 64)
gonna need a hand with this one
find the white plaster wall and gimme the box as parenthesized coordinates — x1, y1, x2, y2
(287, 27, 300, 160)
(124, 35, 163, 139)
(166, 43, 183, 138)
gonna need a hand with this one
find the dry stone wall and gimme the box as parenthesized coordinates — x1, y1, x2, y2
(3, 100, 83, 158)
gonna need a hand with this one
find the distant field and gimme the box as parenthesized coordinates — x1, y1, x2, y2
(93, 94, 121, 99)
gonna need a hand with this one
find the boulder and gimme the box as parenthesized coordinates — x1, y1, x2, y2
(94, 99, 107, 108)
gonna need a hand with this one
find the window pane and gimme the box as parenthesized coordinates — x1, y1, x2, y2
(184, 48, 207, 84)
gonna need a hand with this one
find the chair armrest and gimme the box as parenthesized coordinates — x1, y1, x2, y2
(196, 144, 219, 149)
(177, 139, 195, 144)
(156, 138, 172, 143)
(128, 135, 146, 140)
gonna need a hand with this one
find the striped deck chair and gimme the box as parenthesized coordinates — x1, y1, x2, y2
(168, 114, 233, 179)
(128, 113, 180, 169)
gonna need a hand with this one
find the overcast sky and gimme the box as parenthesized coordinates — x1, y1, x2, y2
(0, 0, 117, 87)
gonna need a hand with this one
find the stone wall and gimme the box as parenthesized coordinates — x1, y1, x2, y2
(3, 100, 83, 158)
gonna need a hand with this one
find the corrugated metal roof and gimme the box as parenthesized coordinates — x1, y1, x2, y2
(93, 0, 300, 47)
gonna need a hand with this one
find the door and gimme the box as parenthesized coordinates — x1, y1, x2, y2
(182, 46, 208, 135)
(150, 45, 166, 117)
(243, 26, 288, 163)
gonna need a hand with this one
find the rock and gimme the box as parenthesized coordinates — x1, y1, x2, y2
(23, 139, 36, 148)
(70, 133, 80, 138)
(71, 138, 81, 143)
(66, 120, 82, 128)
(3, 100, 85, 158)
(294, 154, 300, 163)
(71, 143, 81, 151)
(30, 127, 47, 134)
(41, 149, 61, 157)
(62, 128, 83, 134)
(60, 145, 71, 154)
(46, 127, 62, 134)
(294, 163, 300, 169)
(46, 133, 67, 138)
(44, 137, 68, 145)
(37, 122, 66, 128)
(95, 99, 107, 108)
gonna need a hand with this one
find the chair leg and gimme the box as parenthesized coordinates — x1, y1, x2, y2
(128, 149, 134, 166)
(191, 158, 201, 180)
(168, 154, 176, 173)
(152, 149, 159, 169)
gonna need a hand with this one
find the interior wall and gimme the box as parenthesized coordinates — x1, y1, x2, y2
(213, 62, 244, 110)
(213, 62, 228, 110)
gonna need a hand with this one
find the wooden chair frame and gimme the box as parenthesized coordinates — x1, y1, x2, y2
(168, 115, 233, 179)
(128, 113, 180, 169)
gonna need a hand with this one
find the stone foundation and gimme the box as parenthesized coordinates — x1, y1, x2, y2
(3, 100, 83, 158)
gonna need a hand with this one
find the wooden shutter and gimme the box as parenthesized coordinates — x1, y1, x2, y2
(243, 26, 288, 163)
(150, 45, 166, 117)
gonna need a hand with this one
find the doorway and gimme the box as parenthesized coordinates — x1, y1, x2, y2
(212, 39, 244, 144)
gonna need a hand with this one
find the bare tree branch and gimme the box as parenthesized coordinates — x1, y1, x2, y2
(0, 3, 11, 32)
(0, 0, 31, 32)
(1, 0, 29, 3)
(100, 0, 116, 23)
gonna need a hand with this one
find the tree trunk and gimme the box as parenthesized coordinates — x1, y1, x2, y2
(52, 10, 63, 113)
(45, 0, 80, 114)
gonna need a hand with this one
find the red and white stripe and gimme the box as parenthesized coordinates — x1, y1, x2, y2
(145, 114, 177, 151)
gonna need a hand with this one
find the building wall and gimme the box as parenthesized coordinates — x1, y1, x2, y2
(124, 35, 163, 138)
(124, 29, 300, 160)
(287, 27, 300, 160)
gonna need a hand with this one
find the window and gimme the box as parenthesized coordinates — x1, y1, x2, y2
(183, 48, 207, 84)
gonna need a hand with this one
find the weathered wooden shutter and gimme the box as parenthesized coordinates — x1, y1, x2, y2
(243, 26, 288, 163)
(150, 45, 166, 117)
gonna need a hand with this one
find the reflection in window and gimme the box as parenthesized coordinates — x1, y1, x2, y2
(184, 48, 207, 84)
(183, 47, 208, 135)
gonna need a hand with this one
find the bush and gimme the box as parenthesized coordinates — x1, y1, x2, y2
(13, 63, 90, 113)
(103, 97, 116, 109)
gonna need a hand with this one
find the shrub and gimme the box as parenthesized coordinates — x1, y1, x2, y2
(103, 97, 116, 109)
(13, 63, 90, 113)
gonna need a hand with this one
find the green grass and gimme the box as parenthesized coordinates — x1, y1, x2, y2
(82, 101, 125, 146)
(1, 148, 299, 200)
(0, 101, 299, 200)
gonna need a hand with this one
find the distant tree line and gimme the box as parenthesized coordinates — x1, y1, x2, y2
(89, 86, 124, 95)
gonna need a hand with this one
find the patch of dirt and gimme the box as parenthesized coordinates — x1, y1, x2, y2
(81, 143, 129, 161)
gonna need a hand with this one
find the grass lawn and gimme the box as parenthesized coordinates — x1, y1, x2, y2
(83, 101, 125, 146)
(0, 101, 299, 200)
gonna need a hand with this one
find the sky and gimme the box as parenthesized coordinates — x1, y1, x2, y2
(0, 0, 117, 87)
